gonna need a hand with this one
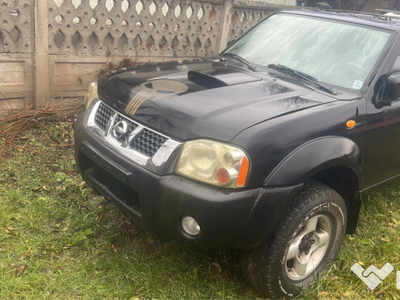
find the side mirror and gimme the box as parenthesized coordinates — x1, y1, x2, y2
(383, 73, 400, 100)
(373, 73, 400, 108)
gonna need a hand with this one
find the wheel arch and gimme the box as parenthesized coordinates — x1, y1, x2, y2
(311, 166, 361, 234)
(264, 136, 362, 234)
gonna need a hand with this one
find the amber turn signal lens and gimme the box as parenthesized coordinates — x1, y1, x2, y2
(346, 120, 356, 129)
(237, 157, 249, 187)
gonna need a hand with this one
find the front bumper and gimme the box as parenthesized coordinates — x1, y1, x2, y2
(75, 113, 302, 249)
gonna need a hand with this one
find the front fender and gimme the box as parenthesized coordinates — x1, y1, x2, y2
(264, 136, 361, 187)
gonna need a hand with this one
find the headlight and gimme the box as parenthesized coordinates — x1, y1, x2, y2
(84, 82, 98, 109)
(175, 140, 250, 188)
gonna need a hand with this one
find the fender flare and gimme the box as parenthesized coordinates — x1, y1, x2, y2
(264, 136, 362, 187)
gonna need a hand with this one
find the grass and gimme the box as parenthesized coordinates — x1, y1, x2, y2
(301, 179, 400, 299)
(1, 115, 400, 298)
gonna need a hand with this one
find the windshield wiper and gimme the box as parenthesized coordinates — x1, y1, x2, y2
(268, 64, 337, 95)
(220, 53, 258, 72)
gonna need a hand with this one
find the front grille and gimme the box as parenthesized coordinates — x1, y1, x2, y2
(94, 102, 114, 130)
(131, 129, 168, 157)
(91, 101, 169, 159)
(113, 114, 139, 141)
(114, 114, 138, 131)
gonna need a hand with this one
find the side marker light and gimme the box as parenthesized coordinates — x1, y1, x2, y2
(346, 120, 356, 129)
(237, 157, 249, 187)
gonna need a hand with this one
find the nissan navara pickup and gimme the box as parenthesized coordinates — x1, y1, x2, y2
(75, 10, 400, 297)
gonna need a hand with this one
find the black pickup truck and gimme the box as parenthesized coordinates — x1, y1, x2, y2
(75, 9, 400, 297)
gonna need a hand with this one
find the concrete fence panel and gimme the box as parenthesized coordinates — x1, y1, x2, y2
(0, 0, 34, 110)
(0, 0, 292, 109)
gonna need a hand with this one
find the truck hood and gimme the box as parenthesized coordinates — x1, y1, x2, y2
(98, 59, 339, 142)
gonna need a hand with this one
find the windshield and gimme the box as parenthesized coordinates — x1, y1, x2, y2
(224, 13, 392, 90)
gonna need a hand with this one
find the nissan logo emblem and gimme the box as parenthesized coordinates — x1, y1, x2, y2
(113, 120, 129, 139)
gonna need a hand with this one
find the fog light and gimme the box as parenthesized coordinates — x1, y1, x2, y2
(181, 216, 201, 236)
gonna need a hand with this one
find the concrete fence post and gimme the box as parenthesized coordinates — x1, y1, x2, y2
(34, 0, 50, 108)
(217, 0, 234, 54)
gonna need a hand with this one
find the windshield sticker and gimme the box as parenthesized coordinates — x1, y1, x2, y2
(352, 80, 364, 89)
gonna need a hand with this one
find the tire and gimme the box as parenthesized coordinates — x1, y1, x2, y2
(242, 181, 347, 298)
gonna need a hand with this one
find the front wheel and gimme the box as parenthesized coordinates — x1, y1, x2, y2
(242, 181, 347, 298)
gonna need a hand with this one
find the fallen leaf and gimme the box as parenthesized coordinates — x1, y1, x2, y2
(110, 244, 118, 253)
(6, 226, 15, 235)
(42, 184, 50, 191)
(211, 262, 221, 272)
(19, 254, 28, 261)
(211, 262, 222, 278)
(16, 264, 27, 276)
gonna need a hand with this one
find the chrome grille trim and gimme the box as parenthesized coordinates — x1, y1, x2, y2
(94, 102, 114, 130)
(86, 99, 182, 175)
